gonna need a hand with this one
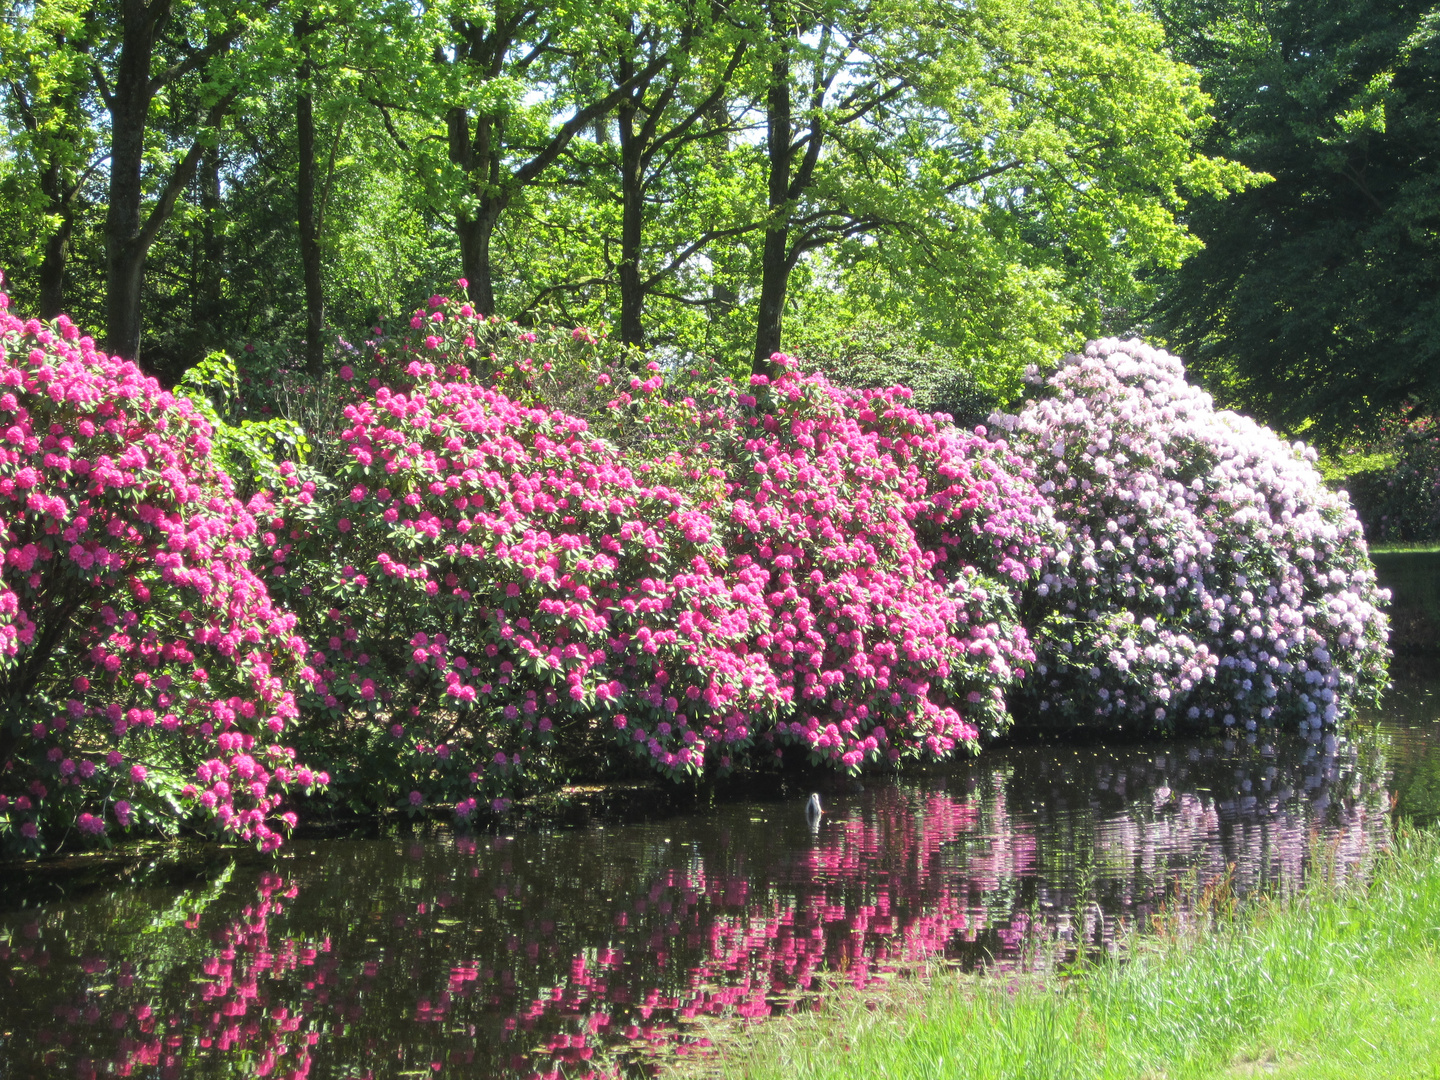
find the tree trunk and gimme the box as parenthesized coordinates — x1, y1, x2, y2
(297, 11, 325, 378)
(37, 214, 73, 321)
(103, 0, 236, 363)
(106, 242, 147, 360)
(195, 150, 224, 353)
(753, 231, 790, 372)
(753, 42, 793, 376)
(104, 0, 167, 360)
(616, 67, 645, 348)
(449, 101, 503, 314)
(457, 206, 499, 315)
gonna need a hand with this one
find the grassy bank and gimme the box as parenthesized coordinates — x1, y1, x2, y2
(681, 826, 1440, 1080)
(1371, 542, 1440, 554)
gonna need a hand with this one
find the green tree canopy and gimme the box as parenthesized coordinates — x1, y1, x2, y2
(1152, 0, 1440, 445)
(0, 0, 1251, 401)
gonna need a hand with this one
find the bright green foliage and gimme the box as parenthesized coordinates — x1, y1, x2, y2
(0, 0, 1251, 399)
(778, 0, 1260, 387)
(176, 351, 312, 498)
(0, 0, 108, 325)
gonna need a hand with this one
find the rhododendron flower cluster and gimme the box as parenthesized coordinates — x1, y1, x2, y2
(263, 290, 1054, 812)
(992, 338, 1390, 733)
(726, 371, 1054, 766)
(0, 274, 320, 855)
(1, 272, 1394, 849)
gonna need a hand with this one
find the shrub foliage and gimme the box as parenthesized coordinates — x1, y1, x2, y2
(261, 292, 1055, 817)
(0, 282, 1394, 853)
(0, 274, 320, 855)
(993, 338, 1390, 733)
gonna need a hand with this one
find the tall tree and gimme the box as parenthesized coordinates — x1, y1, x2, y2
(1151, 0, 1440, 444)
(368, 0, 674, 315)
(752, 0, 896, 371)
(595, 4, 751, 346)
(749, 0, 1255, 377)
(0, 0, 107, 319)
(93, 1, 254, 360)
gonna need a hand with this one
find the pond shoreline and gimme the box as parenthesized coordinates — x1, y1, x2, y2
(1, 675, 1423, 1079)
(1372, 549, 1440, 656)
(5, 650, 1432, 874)
(0, 699, 1394, 873)
(676, 824, 1440, 1080)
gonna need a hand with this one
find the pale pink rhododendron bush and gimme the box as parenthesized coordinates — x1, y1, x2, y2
(264, 291, 1055, 818)
(992, 338, 1390, 733)
(0, 273, 324, 855)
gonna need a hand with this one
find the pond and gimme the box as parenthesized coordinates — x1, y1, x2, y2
(2, 660, 1437, 1080)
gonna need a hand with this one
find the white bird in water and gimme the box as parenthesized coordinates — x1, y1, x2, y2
(805, 793, 823, 828)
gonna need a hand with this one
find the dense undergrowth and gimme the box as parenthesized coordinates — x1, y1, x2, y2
(0, 278, 1393, 854)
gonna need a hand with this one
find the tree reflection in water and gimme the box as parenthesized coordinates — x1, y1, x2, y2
(0, 729, 1401, 1080)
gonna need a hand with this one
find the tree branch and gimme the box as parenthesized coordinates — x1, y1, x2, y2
(645, 41, 748, 165)
(369, 97, 412, 153)
(642, 220, 765, 289)
(521, 275, 614, 315)
(511, 51, 673, 189)
(136, 88, 239, 253)
(90, 59, 115, 112)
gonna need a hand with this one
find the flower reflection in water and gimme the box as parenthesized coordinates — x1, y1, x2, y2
(0, 730, 1395, 1080)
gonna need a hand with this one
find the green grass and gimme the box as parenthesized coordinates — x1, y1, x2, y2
(1370, 542, 1440, 554)
(680, 827, 1440, 1080)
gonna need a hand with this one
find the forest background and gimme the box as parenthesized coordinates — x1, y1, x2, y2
(2, 0, 1439, 530)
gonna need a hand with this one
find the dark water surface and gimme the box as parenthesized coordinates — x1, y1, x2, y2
(2, 672, 1437, 1080)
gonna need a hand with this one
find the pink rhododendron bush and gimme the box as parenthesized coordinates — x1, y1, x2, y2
(261, 291, 1054, 817)
(992, 338, 1390, 734)
(708, 369, 1054, 762)
(0, 275, 320, 856)
(5, 275, 1391, 853)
